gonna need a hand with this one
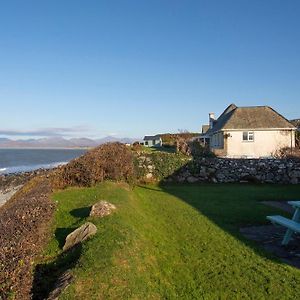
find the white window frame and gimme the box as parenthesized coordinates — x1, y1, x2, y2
(242, 131, 254, 142)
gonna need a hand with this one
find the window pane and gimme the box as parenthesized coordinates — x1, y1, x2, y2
(248, 132, 254, 141)
(243, 132, 248, 141)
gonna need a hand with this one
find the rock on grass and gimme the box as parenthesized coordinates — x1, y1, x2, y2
(63, 222, 97, 251)
(89, 201, 116, 218)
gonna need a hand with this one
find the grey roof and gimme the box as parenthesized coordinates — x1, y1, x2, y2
(206, 104, 295, 135)
(143, 135, 162, 141)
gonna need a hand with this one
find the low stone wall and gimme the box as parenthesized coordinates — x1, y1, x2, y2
(136, 154, 300, 184)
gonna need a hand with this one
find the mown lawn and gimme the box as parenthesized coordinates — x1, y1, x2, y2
(37, 182, 300, 299)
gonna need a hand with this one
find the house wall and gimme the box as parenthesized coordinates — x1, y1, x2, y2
(144, 139, 162, 147)
(210, 132, 224, 149)
(225, 130, 295, 158)
(210, 132, 226, 156)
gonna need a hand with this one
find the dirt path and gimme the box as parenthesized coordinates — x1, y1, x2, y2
(0, 176, 55, 299)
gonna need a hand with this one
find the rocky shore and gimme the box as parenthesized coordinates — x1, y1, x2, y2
(0, 169, 51, 207)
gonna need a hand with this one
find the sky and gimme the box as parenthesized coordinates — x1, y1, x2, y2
(0, 0, 299, 139)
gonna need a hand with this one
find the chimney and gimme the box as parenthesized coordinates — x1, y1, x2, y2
(209, 112, 215, 129)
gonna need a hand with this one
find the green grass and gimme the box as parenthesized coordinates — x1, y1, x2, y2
(139, 145, 177, 154)
(38, 182, 300, 299)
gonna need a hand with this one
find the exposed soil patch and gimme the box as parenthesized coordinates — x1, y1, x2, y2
(0, 175, 55, 299)
(240, 225, 300, 269)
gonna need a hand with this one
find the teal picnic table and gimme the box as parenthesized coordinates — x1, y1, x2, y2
(267, 201, 300, 245)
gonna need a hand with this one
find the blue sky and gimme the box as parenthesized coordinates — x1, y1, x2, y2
(0, 0, 299, 139)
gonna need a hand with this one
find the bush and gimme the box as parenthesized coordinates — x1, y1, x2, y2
(189, 141, 216, 158)
(53, 143, 135, 188)
(272, 147, 300, 159)
(151, 152, 189, 179)
(160, 133, 200, 146)
(132, 142, 143, 152)
(176, 139, 215, 158)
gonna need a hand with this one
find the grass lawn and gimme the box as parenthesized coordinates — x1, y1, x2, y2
(36, 182, 300, 299)
(139, 145, 177, 154)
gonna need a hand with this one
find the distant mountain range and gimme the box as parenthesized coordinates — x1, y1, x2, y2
(0, 136, 139, 148)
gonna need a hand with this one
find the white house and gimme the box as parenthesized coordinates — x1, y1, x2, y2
(201, 104, 296, 158)
(143, 135, 163, 147)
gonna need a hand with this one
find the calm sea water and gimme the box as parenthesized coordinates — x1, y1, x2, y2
(0, 149, 87, 174)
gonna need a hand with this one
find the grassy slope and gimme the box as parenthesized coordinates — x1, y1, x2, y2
(138, 145, 177, 153)
(41, 182, 300, 299)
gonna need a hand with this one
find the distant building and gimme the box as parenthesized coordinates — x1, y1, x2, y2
(143, 135, 163, 147)
(195, 125, 210, 145)
(201, 125, 209, 134)
(290, 119, 300, 131)
(201, 104, 296, 158)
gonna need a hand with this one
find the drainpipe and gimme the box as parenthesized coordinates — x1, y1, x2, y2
(291, 129, 293, 155)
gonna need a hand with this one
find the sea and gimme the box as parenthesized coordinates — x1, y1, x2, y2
(0, 148, 87, 174)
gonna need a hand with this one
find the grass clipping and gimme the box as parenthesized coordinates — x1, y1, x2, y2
(52, 143, 135, 188)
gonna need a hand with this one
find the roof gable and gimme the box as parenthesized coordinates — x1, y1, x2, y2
(143, 135, 161, 141)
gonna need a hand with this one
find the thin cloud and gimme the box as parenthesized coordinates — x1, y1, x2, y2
(0, 126, 90, 137)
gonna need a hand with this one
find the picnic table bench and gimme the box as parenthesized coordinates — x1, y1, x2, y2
(267, 201, 300, 245)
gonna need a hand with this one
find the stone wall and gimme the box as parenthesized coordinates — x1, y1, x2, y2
(136, 154, 300, 184)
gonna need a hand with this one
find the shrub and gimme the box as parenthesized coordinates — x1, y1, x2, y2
(189, 141, 216, 158)
(272, 147, 300, 159)
(147, 152, 189, 180)
(132, 142, 143, 152)
(53, 143, 135, 188)
(160, 132, 200, 146)
(176, 139, 215, 158)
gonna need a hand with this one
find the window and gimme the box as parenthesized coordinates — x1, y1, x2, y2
(145, 141, 148, 145)
(243, 131, 254, 142)
(248, 132, 254, 141)
(153, 140, 156, 145)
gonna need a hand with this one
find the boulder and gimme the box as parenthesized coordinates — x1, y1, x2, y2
(90, 201, 116, 217)
(207, 167, 216, 175)
(187, 176, 198, 183)
(289, 170, 300, 178)
(290, 177, 298, 185)
(211, 177, 218, 183)
(177, 176, 186, 183)
(266, 173, 275, 181)
(145, 173, 153, 179)
(63, 222, 97, 251)
(199, 167, 207, 177)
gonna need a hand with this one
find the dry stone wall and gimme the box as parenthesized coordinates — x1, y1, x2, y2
(136, 154, 300, 184)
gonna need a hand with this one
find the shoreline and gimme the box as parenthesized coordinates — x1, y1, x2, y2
(0, 185, 23, 207)
(0, 169, 52, 207)
(0, 162, 67, 175)
(0, 147, 92, 150)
